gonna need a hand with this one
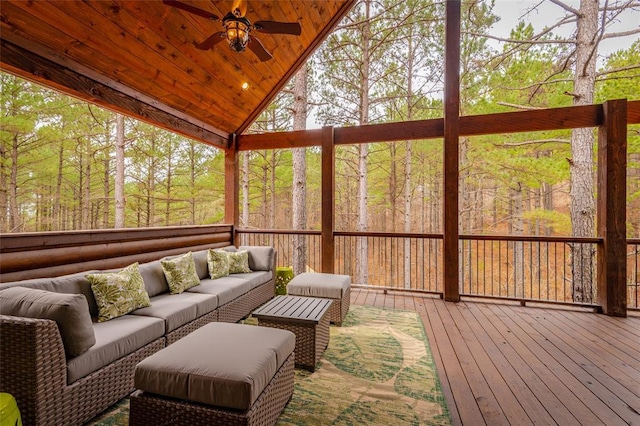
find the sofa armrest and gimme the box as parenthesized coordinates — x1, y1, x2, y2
(0, 315, 68, 426)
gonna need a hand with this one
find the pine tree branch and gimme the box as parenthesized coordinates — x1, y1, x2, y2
(596, 64, 640, 77)
(496, 102, 544, 110)
(601, 27, 640, 39)
(494, 139, 571, 147)
(548, 0, 581, 15)
(463, 31, 574, 44)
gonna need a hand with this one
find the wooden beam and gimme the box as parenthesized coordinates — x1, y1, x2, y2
(237, 129, 324, 151)
(321, 126, 336, 273)
(237, 101, 628, 150)
(443, 0, 461, 302)
(0, 38, 229, 148)
(225, 134, 240, 246)
(237, 0, 357, 135)
(597, 99, 627, 317)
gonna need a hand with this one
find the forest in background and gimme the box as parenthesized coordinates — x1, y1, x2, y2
(1, 0, 639, 240)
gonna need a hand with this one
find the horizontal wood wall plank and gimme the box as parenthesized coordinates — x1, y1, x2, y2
(0, 225, 233, 282)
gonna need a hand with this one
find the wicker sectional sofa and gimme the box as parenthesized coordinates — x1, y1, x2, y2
(0, 245, 276, 426)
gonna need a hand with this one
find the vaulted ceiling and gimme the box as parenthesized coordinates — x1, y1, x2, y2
(0, 0, 355, 148)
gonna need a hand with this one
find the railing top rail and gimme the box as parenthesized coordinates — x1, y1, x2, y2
(236, 228, 321, 236)
(627, 238, 640, 244)
(334, 231, 444, 239)
(460, 234, 603, 243)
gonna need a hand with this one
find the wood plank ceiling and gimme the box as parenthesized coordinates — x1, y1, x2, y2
(0, 0, 354, 148)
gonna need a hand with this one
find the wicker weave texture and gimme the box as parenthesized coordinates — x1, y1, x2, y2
(218, 279, 275, 323)
(129, 352, 295, 426)
(259, 312, 330, 372)
(0, 315, 165, 426)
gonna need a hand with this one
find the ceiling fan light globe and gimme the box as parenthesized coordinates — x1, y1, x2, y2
(225, 19, 250, 53)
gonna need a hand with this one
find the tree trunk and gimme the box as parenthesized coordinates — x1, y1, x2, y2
(114, 114, 125, 228)
(510, 184, 525, 298)
(356, 0, 371, 285)
(570, 0, 598, 303)
(9, 134, 21, 232)
(241, 152, 250, 227)
(0, 139, 8, 232)
(292, 64, 308, 275)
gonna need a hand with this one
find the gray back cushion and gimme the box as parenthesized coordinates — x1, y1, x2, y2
(138, 260, 170, 297)
(1, 271, 100, 317)
(0, 287, 96, 357)
(239, 246, 275, 271)
(191, 250, 209, 280)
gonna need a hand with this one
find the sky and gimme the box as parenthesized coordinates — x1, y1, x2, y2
(491, 0, 640, 63)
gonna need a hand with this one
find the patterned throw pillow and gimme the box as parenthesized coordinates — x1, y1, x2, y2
(207, 249, 230, 279)
(228, 250, 252, 274)
(161, 252, 201, 294)
(87, 262, 151, 322)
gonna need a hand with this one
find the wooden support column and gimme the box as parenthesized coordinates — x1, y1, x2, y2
(321, 126, 335, 273)
(597, 99, 627, 317)
(443, 0, 461, 302)
(225, 134, 240, 247)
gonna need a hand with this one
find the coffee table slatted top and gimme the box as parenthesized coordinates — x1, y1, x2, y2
(253, 296, 333, 325)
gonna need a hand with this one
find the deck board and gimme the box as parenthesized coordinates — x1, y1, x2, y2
(350, 288, 640, 426)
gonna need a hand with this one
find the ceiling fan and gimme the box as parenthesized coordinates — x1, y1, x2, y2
(163, 0, 302, 62)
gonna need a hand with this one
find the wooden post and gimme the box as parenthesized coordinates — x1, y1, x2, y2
(443, 0, 461, 302)
(225, 133, 240, 247)
(597, 99, 627, 317)
(321, 126, 335, 273)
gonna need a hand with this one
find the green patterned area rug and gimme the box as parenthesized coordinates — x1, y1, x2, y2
(87, 305, 450, 425)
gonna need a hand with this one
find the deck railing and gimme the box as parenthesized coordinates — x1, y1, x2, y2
(236, 229, 637, 309)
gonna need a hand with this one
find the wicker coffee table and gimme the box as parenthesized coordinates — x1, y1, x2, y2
(253, 296, 332, 371)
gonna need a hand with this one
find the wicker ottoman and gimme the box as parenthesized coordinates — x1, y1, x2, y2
(130, 323, 295, 426)
(286, 273, 351, 326)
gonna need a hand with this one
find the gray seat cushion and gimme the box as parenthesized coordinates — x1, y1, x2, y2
(134, 323, 295, 410)
(0, 287, 96, 357)
(67, 314, 164, 384)
(130, 292, 218, 333)
(230, 271, 273, 289)
(187, 276, 252, 306)
(287, 272, 351, 299)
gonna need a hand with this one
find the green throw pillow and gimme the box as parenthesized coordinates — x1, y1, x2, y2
(161, 252, 201, 294)
(207, 249, 230, 279)
(228, 250, 252, 274)
(87, 262, 151, 322)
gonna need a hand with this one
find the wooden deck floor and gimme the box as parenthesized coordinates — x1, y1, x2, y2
(350, 288, 640, 426)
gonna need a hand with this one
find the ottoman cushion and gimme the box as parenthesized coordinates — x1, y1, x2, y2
(287, 273, 351, 299)
(134, 322, 295, 410)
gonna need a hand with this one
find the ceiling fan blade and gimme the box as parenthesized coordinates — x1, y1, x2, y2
(247, 37, 273, 62)
(254, 20, 302, 36)
(194, 32, 225, 50)
(231, 0, 247, 17)
(163, 0, 220, 21)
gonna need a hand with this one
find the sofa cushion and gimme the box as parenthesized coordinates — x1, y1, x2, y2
(227, 250, 252, 274)
(134, 323, 295, 410)
(192, 250, 210, 280)
(130, 292, 218, 333)
(66, 314, 164, 384)
(86, 263, 151, 322)
(0, 287, 96, 357)
(138, 260, 170, 297)
(229, 271, 273, 289)
(187, 276, 252, 306)
(161, 252, 200, 294)
(1, 272, 101, 317)
(239, 246, 275, 271)
(207, 249, 230, 279)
